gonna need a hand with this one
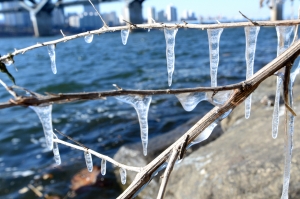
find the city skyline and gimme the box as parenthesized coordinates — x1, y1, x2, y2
(64, 0, 300, 20)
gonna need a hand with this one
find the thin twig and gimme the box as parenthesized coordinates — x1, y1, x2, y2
(123, 19, 137, 27)
(55, 129, 88, 149)
(239, 11, 259, 26)
(28, 184, 43, 197)
(53, 138, 142, 172)
(60, 29, 66, 37)
(0, 79, 17, 98)
(88, 0, 108, 28)
(1, 20, 300, 62)
(156, 146, 180, 199)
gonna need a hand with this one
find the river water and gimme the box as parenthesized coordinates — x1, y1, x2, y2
(0, 27, 280, 198)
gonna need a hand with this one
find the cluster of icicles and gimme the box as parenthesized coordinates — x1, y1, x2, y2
(37, 26, 300, 194)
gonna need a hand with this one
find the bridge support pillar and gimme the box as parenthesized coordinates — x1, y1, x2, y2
(124, 0, 144, 24)
(20, 0, 53, 37)
(270, 0, 283, 21)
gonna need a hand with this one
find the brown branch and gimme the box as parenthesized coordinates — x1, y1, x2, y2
(156, 147, 180, 199)
(2, 20, 300, 62)
(239, 11, 259, 26)
(116, 38, 300, 199)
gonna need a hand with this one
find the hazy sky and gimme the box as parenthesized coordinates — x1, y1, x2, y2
(64, 0, 300, 20)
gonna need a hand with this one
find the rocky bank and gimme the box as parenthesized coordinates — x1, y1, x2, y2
(114, 75, 300, 199)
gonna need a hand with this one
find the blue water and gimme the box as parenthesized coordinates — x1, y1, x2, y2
(0, 27, 279, 199)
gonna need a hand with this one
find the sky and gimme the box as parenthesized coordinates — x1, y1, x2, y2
(64, 0, 300, 20)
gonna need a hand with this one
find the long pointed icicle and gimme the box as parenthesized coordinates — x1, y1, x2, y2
(207, 28, 223, 87)
(84, 151, 93, 172)
(115, 95, 152, 156)
(121, 29, 129, 45)
(175, 90, 232, 112)
(119, 167, 127, 185)
(47, 44, 57, 74)
(52, 134, 61, 165)
(281, 60, 300, 199)
(244, 26, 260, 119)
(272, 26, 294, 139)
(30, 105, 54, 150)
(164, 28, 178, 86)
(101, 159, 106, 175)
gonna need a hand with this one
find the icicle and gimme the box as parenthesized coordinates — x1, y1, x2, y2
(176, 90, 232, 112)
(175, 92, 206, 111)
(84, 34, 93, 43)
(47, 44, 57, 74)
(189, 109, 232, 147)
(52, 134, 61, 165)
(244, 26, 260, 119)
(84, 151, 93, 172)
(119, 167, 126, 185)
(115, 95, 152, 156)
(276, 26, 294, 56)
(164, 28, 178, 86)
(30, 105, 54, 150)
(207, 28, 223, 87)
(101, 159, 106, 175)
(272, 26, 294, 139)
(280, 59, 300, 199)
(121, 29, 129, 45)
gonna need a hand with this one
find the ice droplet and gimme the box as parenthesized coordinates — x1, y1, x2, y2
(30, 105, 54, 150)
(47, 44, 57, 74)
(84, 34, 94, 43)
(115, 95, 152, 156)
(84, 151, 93, 172)
(207, 28, 223, 87)
(101, 159, 106, 175)
(121, 29, 129, 45)
(244, 26, 260, 119)
(176, 90, 232, 112)
(119, 167, 126, 184)
(164, 28, 178, 86)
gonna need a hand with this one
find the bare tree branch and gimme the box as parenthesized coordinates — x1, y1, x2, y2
(1, 20, 300, 62)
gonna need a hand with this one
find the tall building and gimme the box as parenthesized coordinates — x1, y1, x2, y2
(147, 7, 156, 23)
(166, 5, 177, 22)
(157, 10, 166, 22)
(52, 7, 65, 27)
(102, 11, 119, 26)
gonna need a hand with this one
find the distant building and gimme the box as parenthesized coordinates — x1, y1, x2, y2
(68, 13, 80, 28)
(181, 9, 197, 21)
(157, 10, 166, 22)
(52, 7, 65, 27)
(102, 11, 119, 26)
(2, 0, 30, 27)
(166, 5, 177, 22)
(147, 7, 156, 23)
(79, 12, 102, 30)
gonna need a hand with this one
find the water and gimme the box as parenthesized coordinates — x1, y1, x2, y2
(0, 27, 278, 198)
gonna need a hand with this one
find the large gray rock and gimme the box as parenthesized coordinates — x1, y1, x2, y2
(164, 76, 300, 199)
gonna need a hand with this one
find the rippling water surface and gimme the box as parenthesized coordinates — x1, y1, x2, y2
(0, 27, 279, 198)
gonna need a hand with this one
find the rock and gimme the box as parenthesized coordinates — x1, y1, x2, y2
(163, 76, 300, 199)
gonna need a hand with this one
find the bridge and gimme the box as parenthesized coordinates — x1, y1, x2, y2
(0, 0, 144, 36)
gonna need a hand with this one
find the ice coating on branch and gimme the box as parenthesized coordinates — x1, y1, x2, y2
(101, 159, 106, 175)
(176, 92, 206, 111)
(207, 28, 223, 87)
(280, 60, 300, 199)
(244, 26, 260, 119)
(47, 44, 57, 74)
(30, 105, 54, 150)
(189, 109, 232, 147)
(115, 95, 152, 156)
(52, 134, 61, 165)
(164, 28, 178, 86)
(276, 26, 294, 56)
(119, 167, 126, 184)
(121, 29, 129, 45)
(84, 34, 93, 43)
(84, 151, 93, 172)
(176, 90, 232, 112)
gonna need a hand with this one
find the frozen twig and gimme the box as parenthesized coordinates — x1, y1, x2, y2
(88, 0, 108, 28)
(1, 20, 300, 62)
(54, 138, 142, 172)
